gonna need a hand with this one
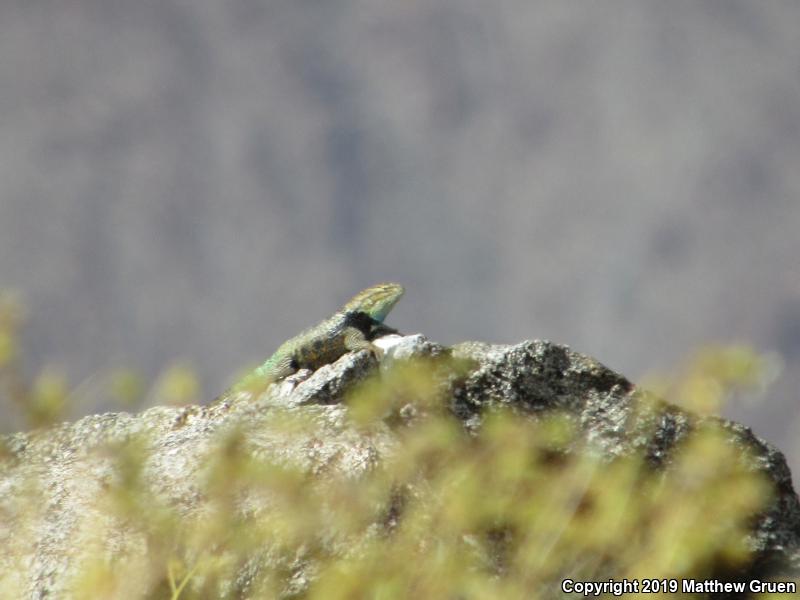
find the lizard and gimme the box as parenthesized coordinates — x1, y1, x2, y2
(213, 282, 404, 404)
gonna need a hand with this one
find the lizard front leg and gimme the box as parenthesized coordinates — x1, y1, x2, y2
(343, 327, 383, 360)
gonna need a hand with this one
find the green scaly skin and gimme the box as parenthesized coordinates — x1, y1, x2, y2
(213, 283, 404, 404)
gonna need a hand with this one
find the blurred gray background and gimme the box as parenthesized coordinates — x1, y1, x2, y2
(1, 2, 799, 468)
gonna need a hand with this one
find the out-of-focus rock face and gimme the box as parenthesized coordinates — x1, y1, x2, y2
(1, 336, 798, 598)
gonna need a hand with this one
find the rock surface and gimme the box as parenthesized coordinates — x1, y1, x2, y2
(1, 335, 799, 598)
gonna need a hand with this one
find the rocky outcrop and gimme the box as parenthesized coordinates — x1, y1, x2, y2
(1, 335, 798, 598)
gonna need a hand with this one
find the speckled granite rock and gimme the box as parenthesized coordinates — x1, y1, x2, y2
(1, 336, 798, 598)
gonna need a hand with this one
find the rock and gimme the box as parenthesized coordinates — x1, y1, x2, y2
(1, 336, 798, 598)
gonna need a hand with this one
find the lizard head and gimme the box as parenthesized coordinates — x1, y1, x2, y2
(342, 283, 405, 323)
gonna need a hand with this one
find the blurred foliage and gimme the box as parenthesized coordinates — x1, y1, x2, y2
(642, 344, 782, 415)
(0, 292, 199, 430)
(150, 362, 201, 407)
(0, 293, 795, 598)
